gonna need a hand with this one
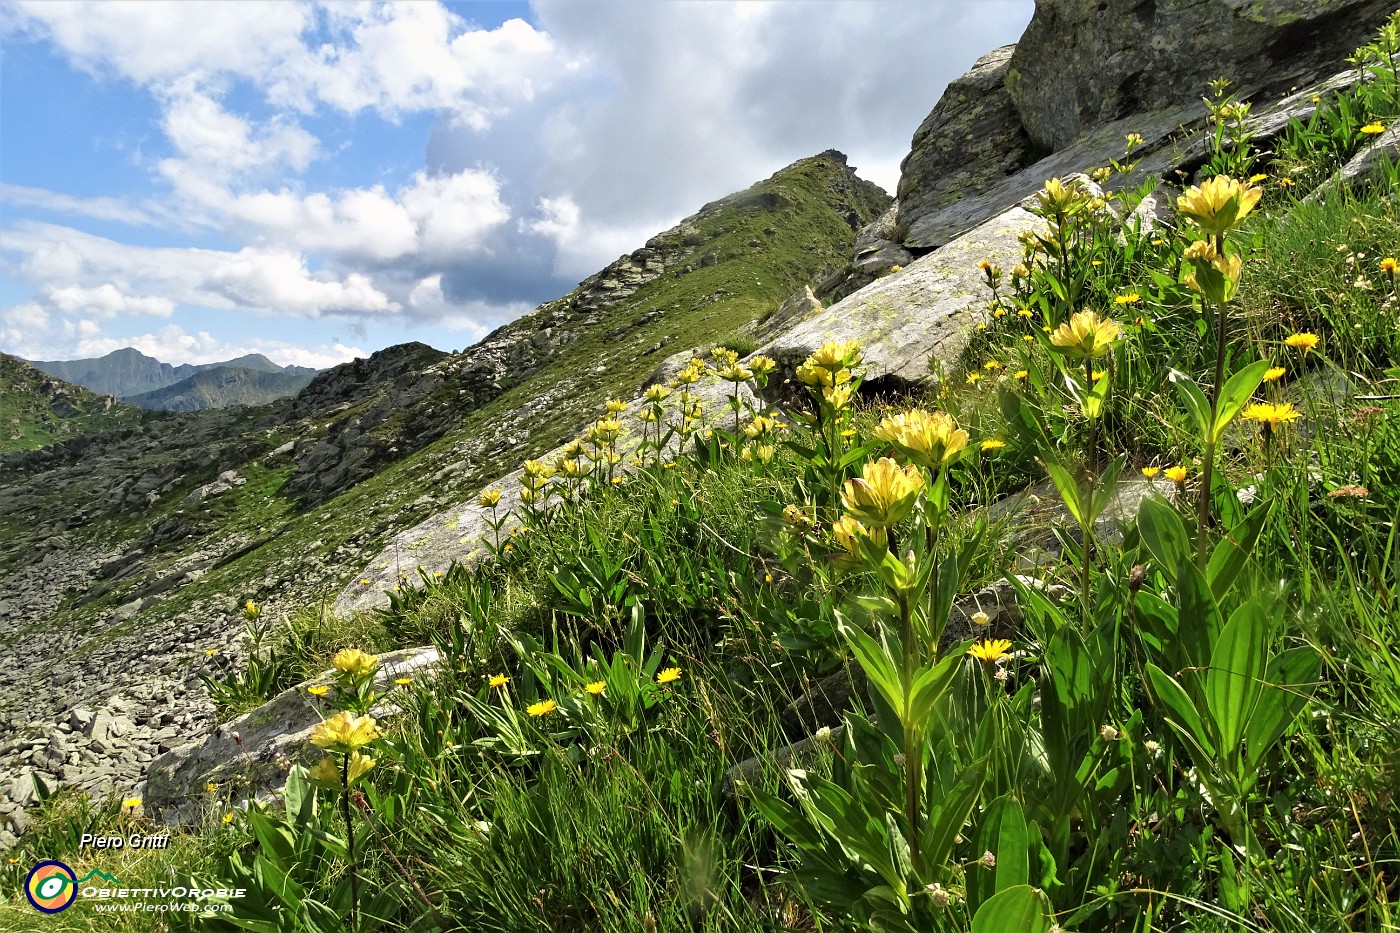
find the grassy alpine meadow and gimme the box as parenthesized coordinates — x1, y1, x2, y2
(8, 18, 1400, 933)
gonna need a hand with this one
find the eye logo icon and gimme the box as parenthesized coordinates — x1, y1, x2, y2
(26, 860, 78, 913)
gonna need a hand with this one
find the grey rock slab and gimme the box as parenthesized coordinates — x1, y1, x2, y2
(145, 646, 440, 826)
(758, 205, 1041, 387)
(1305, 123, 1400, 203)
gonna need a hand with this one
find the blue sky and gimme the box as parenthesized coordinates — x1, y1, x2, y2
(0, 0, 1032, 368)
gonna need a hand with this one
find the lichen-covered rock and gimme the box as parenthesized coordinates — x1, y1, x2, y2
(758, 205, 1041, 388)
(144, 647, 439, 826)
(1005, 0, 1392, 152)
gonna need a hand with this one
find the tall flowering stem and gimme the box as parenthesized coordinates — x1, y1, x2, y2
(1177, 175, 1259, 566)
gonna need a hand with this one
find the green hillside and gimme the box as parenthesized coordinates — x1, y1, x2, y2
(122, 366, 316, 412)
(0, 353, 145, 453)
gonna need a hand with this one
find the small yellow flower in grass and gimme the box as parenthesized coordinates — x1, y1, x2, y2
(1278, 177, 1295, 188)
(1380, 257, 1398, 275)
(971, 611, 990, 627)
(527, 699, 557, 717)
(1165, 466, 1189, 484)
(585, 681, 606, 696)
(968, 639, 1012, 664)
(1114, 293, 1141, 305)
(1360, 121, 1386, 135)
(1141, 466, 1160, 479)
(1017, 308, 1033, 319)
(332, 648, 379, 680)
(307, 685, 330, 697)
(245, 600, 259, 617)
(310, 711, 381, 753)
(994, 308, 1007, 318)
(1249, 173, 1269, 183)
(983, 360, 1002, 371)
(605, 398, 628, 414)
(489, 674, 509, 688)
(980, 439, 1006, 451)
(221, 812, 235, 825)
(477, 488, 502, 508)
(1092, 370, 1107, 382)
(1262, 366, 1286, 383)
(1049, 310, 1122, 359)
(657, 667, 682, 685)
(1285, 332, 1320, 354)
(122, 797, 142, 809)
(1241, 402, 1301, 430)
(1013, 369, 1029, 380)
(205, 648, 217, 656)
(394, 677, 411, 686)
(206, 782, 219, 794)
(358, 578, 371, 585)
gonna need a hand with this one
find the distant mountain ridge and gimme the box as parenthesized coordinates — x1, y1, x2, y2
(122, 366, 318, 412)
(28, 347, 317, 396)
(28, 347, 320, 410)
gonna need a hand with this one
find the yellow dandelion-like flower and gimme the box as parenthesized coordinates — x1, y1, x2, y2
(1360, 121, 1386, 135)
(527, 699, 557, 717)
(1284, 332, 1320, 354)
(966, 372, 983, 384)
(206, 782, 219, 794)
(968, 639, 1013, 663)
(1141, 466, 1160, 479)
(489, 674, 509, 688)
(122, 797, 142, 809)
(307, 685, 330, 697)
(1013, 369, 1029, 380)
(395, 677, 411, 686)
(358, 578, 371, 585)
(1380, 257, 1397, 274)
(1262, 366, 1286, 383)
(585, 681, 606, 695)
(1241, 402, 1301, 429)
(980, 439, 1007, 451)
(1113, 293, 1141, 305)
(205, 648, 217, 656)
(222, 812, 235, 825)
(1017, 308, 1034, 319)
(656, 667, 682, 685)
(984, 360, 1002, 371)
(1165, 466, 1189, 484)
(1249, 173, 1269, 183)
(1278, 177, 1295, 188)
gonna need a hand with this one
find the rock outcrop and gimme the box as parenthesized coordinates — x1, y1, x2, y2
(1007, 0, 1393, 152)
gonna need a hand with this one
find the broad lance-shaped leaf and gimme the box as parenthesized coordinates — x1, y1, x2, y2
(1088, 453, 1127, 524)
(1042, 458, 1085, 526)
(1138, 494, 1190, 581)
(1205, 601, 1268, 772)
(1207, 498, 1274, 600)
(1144, 663, 1211, 759)
(967, 795, 1030, 912)
(1211, 359, 1272, 444)
(1243, 646, 1321, 777)
(1170, 369, 1211, 438)
(971, 885, 1054, 933)
(838, 615, 905, 715)
(920, 755, 989, 870)
(908, 651, 963, 726)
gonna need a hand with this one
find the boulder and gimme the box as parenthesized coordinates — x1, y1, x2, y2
(144, 646, 440, 826)
(758, 205, 1041, 388)
(1005, 0, 1393, 152)
(1305, 123, 1400, 202)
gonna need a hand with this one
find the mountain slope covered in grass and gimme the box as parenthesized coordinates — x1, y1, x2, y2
(0, 353, 145, 453)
